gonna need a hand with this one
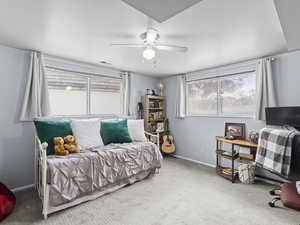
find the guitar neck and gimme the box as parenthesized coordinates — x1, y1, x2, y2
(164, 119, 170, 135)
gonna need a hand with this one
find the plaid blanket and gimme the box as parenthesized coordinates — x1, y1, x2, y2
(255, 128, 298, 177)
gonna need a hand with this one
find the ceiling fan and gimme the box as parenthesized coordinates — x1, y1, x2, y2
(110, 28, 188, 60)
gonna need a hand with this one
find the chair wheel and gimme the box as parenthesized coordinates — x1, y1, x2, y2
(269, 190, 276, 195)
(268, 202, 275, 207)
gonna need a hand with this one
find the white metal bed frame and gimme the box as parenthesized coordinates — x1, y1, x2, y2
(34, 130, 159, 219)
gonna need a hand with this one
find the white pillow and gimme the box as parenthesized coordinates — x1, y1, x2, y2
(71, 118, 104, 149)
(127, 119, 147, 142)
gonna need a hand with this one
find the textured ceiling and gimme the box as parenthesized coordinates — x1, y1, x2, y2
(0, 0, 290, 76)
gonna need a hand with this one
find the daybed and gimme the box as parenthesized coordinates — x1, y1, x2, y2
(34, 116, 163, 219)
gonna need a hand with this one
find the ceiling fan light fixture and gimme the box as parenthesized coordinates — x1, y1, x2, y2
(143, 46, 156, 60)
(146, 28, 159, 43)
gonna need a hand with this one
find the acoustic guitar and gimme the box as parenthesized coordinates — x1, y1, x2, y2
(162, 119, 176, 154)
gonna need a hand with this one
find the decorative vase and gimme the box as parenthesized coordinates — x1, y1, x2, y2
(157, 83, 164, 96)
(249, 131, 259, 144)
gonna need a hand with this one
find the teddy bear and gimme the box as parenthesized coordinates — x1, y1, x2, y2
(64, 135, 80, 153)
(53, 137, 69, 156)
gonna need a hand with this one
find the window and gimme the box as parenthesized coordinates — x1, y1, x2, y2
(187, 78, 218, 115)
(187, 72, 256, 117)
(46, 67, 121, 115)
(90, 76, 121, 114)
(220, 73, 256, 116)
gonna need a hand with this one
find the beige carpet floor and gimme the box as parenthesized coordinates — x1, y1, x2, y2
(2, 157, 300, 225)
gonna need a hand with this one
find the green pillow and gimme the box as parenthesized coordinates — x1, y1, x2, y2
(34, 120, 73, 155)
(100, 119, 132, 145)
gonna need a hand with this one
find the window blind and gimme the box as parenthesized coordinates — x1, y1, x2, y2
(90, 76, 121, 93)
(45, 67, 122, 115)
(46, 68, 87, 91)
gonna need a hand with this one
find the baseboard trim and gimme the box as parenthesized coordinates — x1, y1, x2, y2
(11, 184, 34, 193)
(172, 154, 215, 168)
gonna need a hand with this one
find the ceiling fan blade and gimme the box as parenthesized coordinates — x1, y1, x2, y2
(156, 44, 188, 52)
(110, 43, 144, 48)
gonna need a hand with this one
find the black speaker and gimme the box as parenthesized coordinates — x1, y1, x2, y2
(137, 102, 143, 119)
(138, 102, 143, 112)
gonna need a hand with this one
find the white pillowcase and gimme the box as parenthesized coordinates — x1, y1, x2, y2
(127, 119, 147, 142)
(71, 118, 104, 149)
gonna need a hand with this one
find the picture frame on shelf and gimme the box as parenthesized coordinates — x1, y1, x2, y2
(156, 122, 164, 132)
(224, 122, 245, 140)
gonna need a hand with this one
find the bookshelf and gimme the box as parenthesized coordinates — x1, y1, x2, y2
(215, 136, 258, 183)
(141, 95, 166, 134)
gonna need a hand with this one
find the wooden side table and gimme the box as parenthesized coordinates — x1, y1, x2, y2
(215, 136, 258, 183)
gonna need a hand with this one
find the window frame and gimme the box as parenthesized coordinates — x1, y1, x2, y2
(186, 71, 256, 118)
(46, 66, 122, 116)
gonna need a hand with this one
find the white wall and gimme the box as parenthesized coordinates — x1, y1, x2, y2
(130, 73, 160, 118)
(272, 50, 300, 106)
(0, 44, 159, 189)
(0, 45, 34, 189)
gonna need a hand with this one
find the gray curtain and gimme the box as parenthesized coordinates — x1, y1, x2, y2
(255, 58, 277, 120)
(20, 51, 51, 121)
(121, 71, 131, 116)
(175, 74, 187, 118)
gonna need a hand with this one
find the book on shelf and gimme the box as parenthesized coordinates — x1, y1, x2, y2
(149, 124, 157, 133)
(222, 168, 238, 175)
(222, 151, 237, 157)
(239, 147, 251, 154)
(149, 111, 164, 121)
(239, 153, 254, 160)
(149, 100, 162, 108)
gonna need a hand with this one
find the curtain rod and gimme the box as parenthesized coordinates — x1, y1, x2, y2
(267, 57, 276, 61)
(186, 57, 275, 82)
(45, 65, 122, 79)
(169, 56, 277, 79)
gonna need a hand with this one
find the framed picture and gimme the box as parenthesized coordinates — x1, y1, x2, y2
(225, 123, 245, 140)
(156, 122, 164, 132)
